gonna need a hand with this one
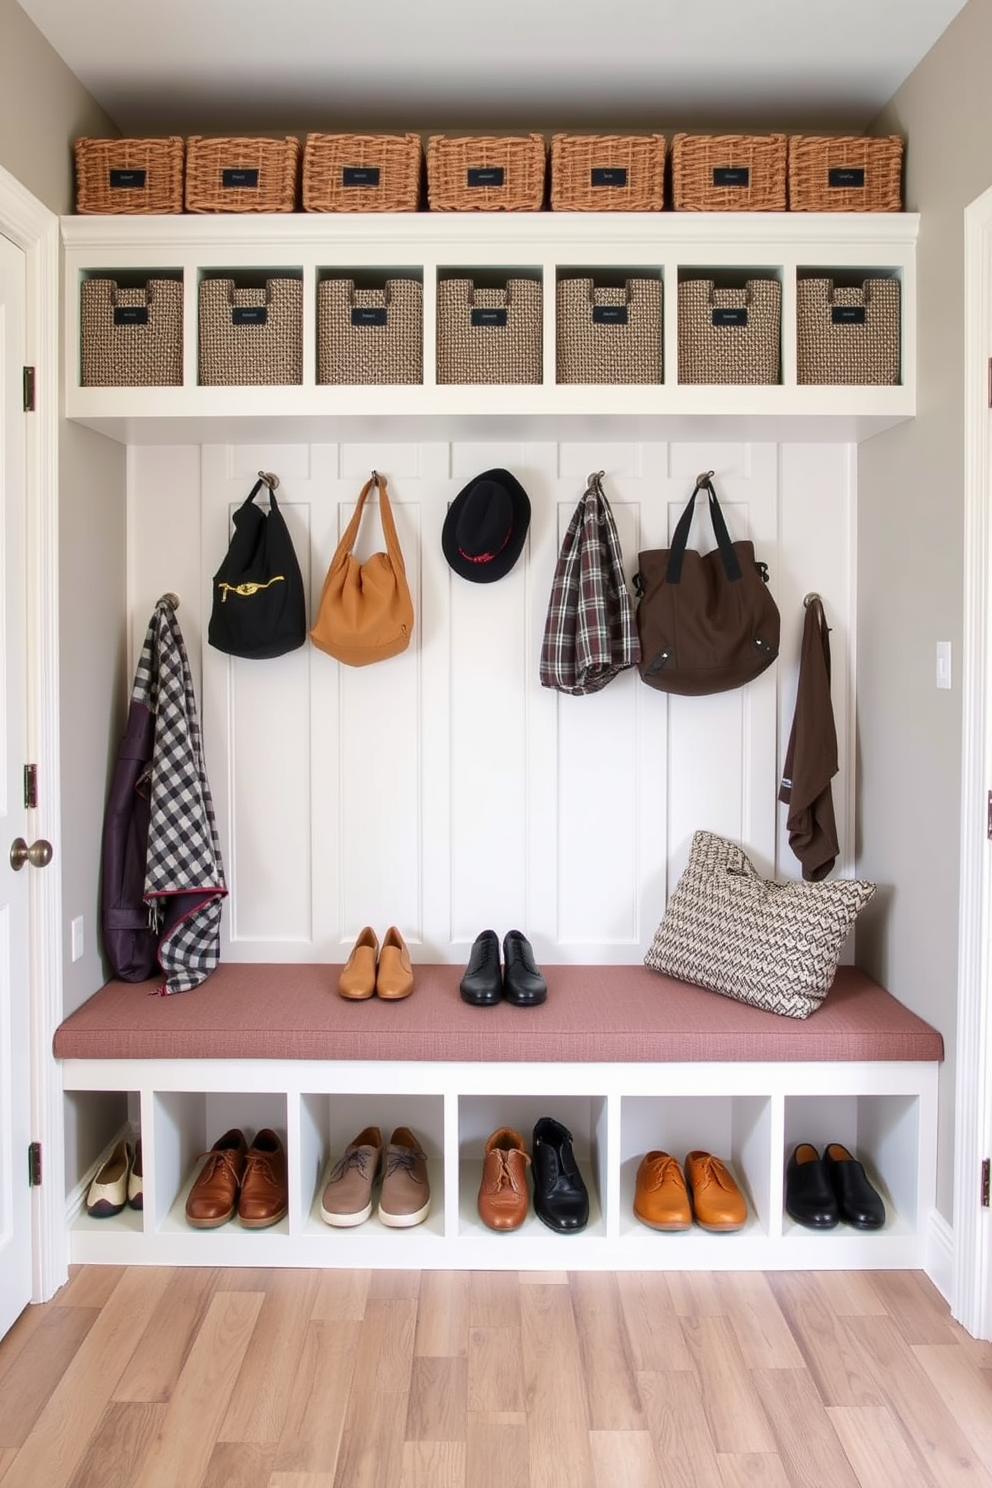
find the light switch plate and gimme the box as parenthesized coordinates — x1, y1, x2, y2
(70, 916, 84, 962)
(936, 641, 952, 690)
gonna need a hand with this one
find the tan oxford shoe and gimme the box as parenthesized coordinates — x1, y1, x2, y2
(684, 1150, 748, 1232)
(478, 1127, 531, 1231)
(633, 1150, 692, 1231)
(338, 926, 379, 999)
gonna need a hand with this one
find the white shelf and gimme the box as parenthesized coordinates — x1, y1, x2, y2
(61, 211, 918, 445)
(62, 1054, 938, 1271)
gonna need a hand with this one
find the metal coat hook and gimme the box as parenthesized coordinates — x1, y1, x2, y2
(370, 468, 380, 487)
(257, 470, 279, 490)
(803, 591, 821, 608)
(162, 592, 180, 610)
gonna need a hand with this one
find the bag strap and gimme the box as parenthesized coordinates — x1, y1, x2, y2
(667, 471, 743, 585)
(239, 475, 284, 516)
(336, 471, 406, 575)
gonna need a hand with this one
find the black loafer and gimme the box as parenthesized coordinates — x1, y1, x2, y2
(823, 1143, 886, 1230)
(460, 930, 503, 1006)
(532, 1117, 589, 1232)
(785, 1142, 839, 1229)
(502, 930, 547, 1007)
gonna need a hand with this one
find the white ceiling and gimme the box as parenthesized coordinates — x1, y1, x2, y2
(16, 0, 969, 135)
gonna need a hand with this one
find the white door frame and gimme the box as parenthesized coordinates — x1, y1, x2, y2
(957, 184, 992, 1341)
(0, 163, 64, 1302)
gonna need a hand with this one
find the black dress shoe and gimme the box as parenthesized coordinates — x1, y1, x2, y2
(460, 930, 503, 1006)
(532, 1117, 589, 1233)
(785, 1142, 839, 1229)
(502, 930, 547, 1007)
(823, 1143, 886, 1230)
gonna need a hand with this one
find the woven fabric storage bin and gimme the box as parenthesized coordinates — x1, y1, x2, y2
(80, 278, 183, 386)
(678, 280, 781, 384)
(318, 279, 423, 384)
(303, 133, 422, 212)
(185, 136, 300, 213)
(198, 278, 302, 385)
(74, 137, 184, 214)
(788, 135, 903, 212)
(671, 134, 787, 212)
(556, 278, 662, 384)
(427, 135, 545, 211)
(436, 279, 542, 384)
(797, 278, 900, 384)
(550, 134, 665, 211)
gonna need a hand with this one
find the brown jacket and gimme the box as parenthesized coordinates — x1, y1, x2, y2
(778, 596, 839, 881)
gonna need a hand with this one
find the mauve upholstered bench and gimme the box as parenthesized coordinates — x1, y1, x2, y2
(53, 963, 943, 1065)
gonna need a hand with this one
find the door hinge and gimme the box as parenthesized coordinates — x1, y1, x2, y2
(987, 791, 992, 839)
(28, 1142, 41, 1187)
(23, 763, 37, 809)
(983, 1158, 990, 1207)
(22, 366, 35, 413)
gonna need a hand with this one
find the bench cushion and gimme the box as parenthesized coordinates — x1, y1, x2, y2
(53, 963, 943, 1065)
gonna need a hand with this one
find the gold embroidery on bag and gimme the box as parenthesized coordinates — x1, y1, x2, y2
(218, 575, 286, 601)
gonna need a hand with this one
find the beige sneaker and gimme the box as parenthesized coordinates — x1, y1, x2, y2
(377, 1127, 430, 1228)
(320, 1127, 383, 1226)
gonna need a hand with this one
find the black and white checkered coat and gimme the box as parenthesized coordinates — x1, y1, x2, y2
(133, 599, 227, 994)
(539, 471, 640, 695)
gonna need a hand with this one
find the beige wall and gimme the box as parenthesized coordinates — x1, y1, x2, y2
(859, 0, 992, 1222)
(0, 0, 117, 213)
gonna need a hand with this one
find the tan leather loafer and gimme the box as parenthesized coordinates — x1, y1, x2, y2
(478, 1127, 531, 1231)
(238, 1129, 288, 1229)
(376, 926, 414, 999)
(684, 1150, 748, 1232)
(185, 1128, 248, 1229)
(338, 926, 378, 999)
(633, 1150, 692, 1231)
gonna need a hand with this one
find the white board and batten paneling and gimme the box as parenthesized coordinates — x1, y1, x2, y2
(127, 439, 855, 967)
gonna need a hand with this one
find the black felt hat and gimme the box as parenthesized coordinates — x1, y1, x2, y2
(441, 468, 531, 583)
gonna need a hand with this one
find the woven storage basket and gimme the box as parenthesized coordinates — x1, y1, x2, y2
(671, 133, 787, 212)
(74, 137, 184, 214)
(318, 279, 423, 384)
(436, 279, 542, 384)
(185, 136, 300, 213)
(788, 135, 903, 212)
(198, 278, 302, 385)
(550, 134, 665, 211)
(80, 278, 183, 386)
(678, 279, 781, 384)
(303, 133, 422, 212)
(797, 278, 900, 384)
(556, 278, 662, 384)
(427, 135, 546, 211)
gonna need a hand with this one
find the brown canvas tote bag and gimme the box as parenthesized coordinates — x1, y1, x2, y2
(310, 472, 414, 666)
(634, 471, 779, 696)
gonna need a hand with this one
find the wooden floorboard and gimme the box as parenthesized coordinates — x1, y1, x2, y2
(0, 1268, 989, 1488)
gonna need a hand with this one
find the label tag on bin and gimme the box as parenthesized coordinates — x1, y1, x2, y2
(831, 305, 867, 324)
(713, 167, 750, 187)
(352, 307, 388, 326)
(342, 167, 380, 186)
(471, 308, 508, 327)
(467, 167, 505, 187)
(109, 169, 147, 189)
(232, 306, 267, 325)
(222, 168, 260, 189)
(593, 305, 628, 324)
(113, 306, 148, 326)
(591, 167, 628, 187)
(712, 307, 748, 327)
(829, 167, 865, 188)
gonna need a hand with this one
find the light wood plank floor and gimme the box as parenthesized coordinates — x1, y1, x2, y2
(0, 1267, 989, 1488)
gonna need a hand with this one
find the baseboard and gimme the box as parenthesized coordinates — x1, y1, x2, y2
(65, 1121, 137, 1226)
(925, 1206, 954, 1304)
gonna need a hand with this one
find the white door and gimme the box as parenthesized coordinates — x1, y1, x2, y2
(0, 230, 33, 1339)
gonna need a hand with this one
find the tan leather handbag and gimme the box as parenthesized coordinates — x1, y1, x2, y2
(310, 472, 414, 666)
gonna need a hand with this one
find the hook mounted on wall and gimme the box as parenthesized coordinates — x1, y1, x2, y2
(257, 470, 279, 490)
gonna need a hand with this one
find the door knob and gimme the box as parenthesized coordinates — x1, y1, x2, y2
(9, 837, 53, 871)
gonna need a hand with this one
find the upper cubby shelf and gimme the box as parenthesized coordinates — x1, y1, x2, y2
(61, 211, 918, 445)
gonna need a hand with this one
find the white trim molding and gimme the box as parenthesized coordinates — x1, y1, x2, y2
(955, 185, 992, 1341)
(0, 163, 65, 1301)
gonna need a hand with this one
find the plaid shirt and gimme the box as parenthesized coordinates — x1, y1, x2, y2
(540, 472, 640, 695)
(133, 599, 227, 994)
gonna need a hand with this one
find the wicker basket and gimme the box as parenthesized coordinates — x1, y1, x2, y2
(436, 278, 542, 384)
(74, 137, 184, 215)
(550, 135, 665, 212)
(788, 135, 904, 212)
(671, 134, 787, 212)
(303, 133, 423, 212)
(678, 279, 781, 384)
(198, 278, 302, 385)
(185, 136, 301, 213)
(426, 135, 546, 212)
(318, 279, 423, 384)
(556, 278, 662, 384)
(797, 278, 900, 384)
(80, 278, 183, 385)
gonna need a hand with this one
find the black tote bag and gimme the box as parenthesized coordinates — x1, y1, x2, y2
(208, 476, 307, 659)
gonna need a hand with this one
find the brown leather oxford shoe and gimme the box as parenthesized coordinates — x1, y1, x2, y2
(185, 1128, 248, 1229)
(238, 1129, 289, 1229)
(478, 1127, 531, 1231)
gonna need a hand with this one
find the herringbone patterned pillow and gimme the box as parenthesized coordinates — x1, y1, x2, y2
(644, 830, 876, 1018)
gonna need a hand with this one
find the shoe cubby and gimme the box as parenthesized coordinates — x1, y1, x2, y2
(299, 1090, 444, 1242)
(619, 1094, 773, 1245)
(65, 1089, 143, 1240)
(457, 1093, 607, 1241)
(63, 211, 917, 437)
